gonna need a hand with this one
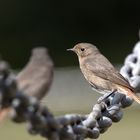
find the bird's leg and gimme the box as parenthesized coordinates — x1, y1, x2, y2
(97, 90, 117, 104)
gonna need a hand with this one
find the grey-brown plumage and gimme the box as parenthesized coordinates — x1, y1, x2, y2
(16, 47, 54, 100)
(67, 43, 140, 104)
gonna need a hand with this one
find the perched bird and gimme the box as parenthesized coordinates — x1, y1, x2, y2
(0, 47, 53, 122)
(67, 43, 140, 104)
(16, 47, 53, 100)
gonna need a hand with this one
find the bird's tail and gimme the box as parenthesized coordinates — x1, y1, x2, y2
(118, 85, 140, 104)
(0, 108, 10, 123)
(127, 89, 140, 104)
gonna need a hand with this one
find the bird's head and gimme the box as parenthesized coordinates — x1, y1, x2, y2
(67, 43, 99, 57)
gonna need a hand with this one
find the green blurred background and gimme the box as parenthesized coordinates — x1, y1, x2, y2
(0, 0, 140, 140)
(0, 0, 140, 68)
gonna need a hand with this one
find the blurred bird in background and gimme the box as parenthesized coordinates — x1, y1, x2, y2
(0, 47, 54, 122)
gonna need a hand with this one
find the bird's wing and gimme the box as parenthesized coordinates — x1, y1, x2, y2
(85, 54, 134, 91)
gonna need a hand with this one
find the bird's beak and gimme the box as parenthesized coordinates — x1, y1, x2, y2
(67, 48, 74, 51)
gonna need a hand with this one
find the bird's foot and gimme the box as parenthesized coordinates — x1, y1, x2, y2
(97, 90, 117, 104)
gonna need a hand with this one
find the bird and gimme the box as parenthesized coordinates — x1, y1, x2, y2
(67, 43, 140, 104)
(16, 47, 53, 100)
(0, 47, 54, 122)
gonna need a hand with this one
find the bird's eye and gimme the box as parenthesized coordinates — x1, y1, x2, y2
(81, 48, 85, 52)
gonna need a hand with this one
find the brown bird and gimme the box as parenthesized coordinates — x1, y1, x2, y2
(0, 47, 54, 122)
(16, 47, 53, 100)
(67, 43, 140, 104)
